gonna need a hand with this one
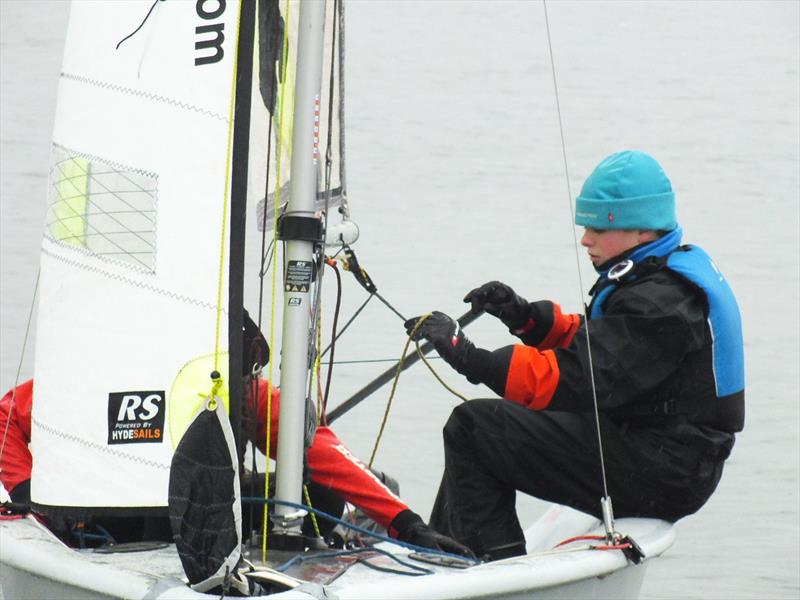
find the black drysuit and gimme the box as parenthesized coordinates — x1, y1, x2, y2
(429, 247, 744, 558)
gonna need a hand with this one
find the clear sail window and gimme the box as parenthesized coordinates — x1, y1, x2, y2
(46, 145, 158, 273)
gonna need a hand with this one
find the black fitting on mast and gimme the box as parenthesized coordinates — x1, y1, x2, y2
(277, 214, 324, 242)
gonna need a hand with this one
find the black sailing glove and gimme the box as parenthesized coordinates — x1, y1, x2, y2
(390, 509, 475, 558)
(404, 311, 480, 379)
(463, 281, 530, 330)
(404, 312, 509, 396)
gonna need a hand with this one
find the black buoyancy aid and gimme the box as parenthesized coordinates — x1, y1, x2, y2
(589, 229, 745, 432)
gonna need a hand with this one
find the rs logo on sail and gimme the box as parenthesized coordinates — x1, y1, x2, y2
(195, 0, 226, 66)
(107, 391, 166, 445)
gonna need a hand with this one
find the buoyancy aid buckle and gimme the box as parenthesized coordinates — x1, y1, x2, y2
(607, 259, 634, 281)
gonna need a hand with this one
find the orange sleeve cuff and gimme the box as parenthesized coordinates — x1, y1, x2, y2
(504, 346, 560, 410)
(541, 306, 581, 349)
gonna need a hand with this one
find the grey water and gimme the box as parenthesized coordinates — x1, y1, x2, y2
(1, 1, 798, 598)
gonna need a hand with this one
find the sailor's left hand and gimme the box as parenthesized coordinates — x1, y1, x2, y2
(404, 311, 476, 374)
(404, 312, 490, 386)
(404, 311, 462, 354)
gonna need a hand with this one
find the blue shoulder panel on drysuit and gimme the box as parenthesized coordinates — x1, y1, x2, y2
(666, 245, 745, 397)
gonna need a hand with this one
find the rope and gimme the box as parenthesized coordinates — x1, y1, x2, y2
(302, 485, 321, 538)
(366, 324, 419, 467)
(211, 0, 246, 374)
(277, 546, 433, 577)
(115, 0, 162, 50)
(321, 259, 343, 423)
(367, 315, 469, 467)
(416, 345, 469, 403)
(542, 0, 611, 505)
(242, 496, 480, 565)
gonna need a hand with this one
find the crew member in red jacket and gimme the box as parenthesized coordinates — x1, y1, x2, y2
(0, 315, 468, 555)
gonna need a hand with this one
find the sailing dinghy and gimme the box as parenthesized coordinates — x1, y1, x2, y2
(0, 1, 675, 598)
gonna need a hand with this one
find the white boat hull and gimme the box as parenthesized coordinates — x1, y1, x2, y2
(0, 506, 675, 599)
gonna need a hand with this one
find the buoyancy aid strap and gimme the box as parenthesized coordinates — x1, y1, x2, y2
(616, 389, 744, 433)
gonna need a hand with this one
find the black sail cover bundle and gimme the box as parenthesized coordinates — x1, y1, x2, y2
(169, 399, 242, 592)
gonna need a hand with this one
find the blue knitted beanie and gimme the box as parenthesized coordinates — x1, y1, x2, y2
(575, 150, 676, 230)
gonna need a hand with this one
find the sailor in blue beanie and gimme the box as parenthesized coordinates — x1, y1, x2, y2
(576, 150, 676, 268)
(404, 150, 745, 561)
(575, 149, 676, 231)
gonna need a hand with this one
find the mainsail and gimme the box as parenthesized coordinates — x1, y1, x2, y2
(32, 1, 246, 514)
(31, 0, 348, 518)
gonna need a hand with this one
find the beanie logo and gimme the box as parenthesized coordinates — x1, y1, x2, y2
(608, 212, 615, 223)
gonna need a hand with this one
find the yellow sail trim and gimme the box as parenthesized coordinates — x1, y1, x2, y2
(50, 155, 89, 247)
(168, 353, 230, 449)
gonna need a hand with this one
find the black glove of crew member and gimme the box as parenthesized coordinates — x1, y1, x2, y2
(404, 311, 474, 374)
(389, 509, 475, 557)
(463, 281, 530, 330)
(404, 311, 505, 393)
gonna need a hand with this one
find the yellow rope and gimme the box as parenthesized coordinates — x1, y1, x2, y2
(303, 484, 322, 538)
(212, 0, 245, 373)
(367, 314, 471, 467)
(263, 0, 293, 563)
(416, 344, 470, 403)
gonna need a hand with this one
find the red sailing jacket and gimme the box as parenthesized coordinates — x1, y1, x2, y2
(243, 378, 408, 529)
(0, 379, 408, 530)
(0, 380, 33, 497)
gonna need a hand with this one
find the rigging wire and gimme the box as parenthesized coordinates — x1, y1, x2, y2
(319, 292, 374, 358)
(0, 272, 39, 468)
(542, 0, 613, 519)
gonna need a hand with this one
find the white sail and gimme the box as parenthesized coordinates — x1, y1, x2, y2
(32, 0, 242, 511)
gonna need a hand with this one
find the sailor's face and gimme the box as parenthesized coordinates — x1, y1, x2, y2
(580, 228, 652, 266)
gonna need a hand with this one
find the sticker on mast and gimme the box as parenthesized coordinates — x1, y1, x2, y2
(108, 391, 165, 445)
(285, 260, 313, 293)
